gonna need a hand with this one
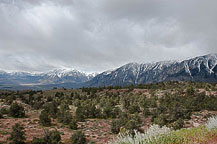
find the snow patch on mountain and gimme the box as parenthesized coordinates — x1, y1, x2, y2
(0, 68, 96, 85)
(86, 53, 217, 87)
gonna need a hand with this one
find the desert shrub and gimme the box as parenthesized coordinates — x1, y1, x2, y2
(31, 137, 45, 144)
(205, 115, 217, 130)
(143, 108, 151, 117)
(55, 92, 64, 98)
(57, 110, 72, 125)
(46, 129, 61, 144)
(102, 105, 114, 118)
(149, 98, 157, 108)
(125, 120, 140, 135)
(112, 107, 121, 118)
(128, 104, 140, 114)
(5, 95, 15, 105)
(122, 96, 131, 110)
(204, 97, 217, 111)
(9, 102, 25, 118)
(46, 96, 53, 102)
(75, 107, 85, 122)
(57, 101, 72, 125)
(32, 129, 61, 144)
(73, 92, 81, 100)
(0, 112, 3, 119)
(153, 114, 167, 127)
(9, 123, 26, 144)
(152, 92, 201, 127)
(111, 119, 123, 134)
(108, 124, 171, 144)
(44, 101, 58, 118)
(71, 131, 86, 144)
(39, 110, 51, 126)
(111, 113, 141, 134)
(85, 104, 98, 118)
(69, 119, 78, 130)
(59, 101, 69, 112)
(32, 101, 44, 110)
(0, 108, 8, 114)
(171, 118, 184, 130)
(75, 102, 102, 119)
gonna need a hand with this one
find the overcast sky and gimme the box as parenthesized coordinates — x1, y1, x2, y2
(0, 0, 217, 73)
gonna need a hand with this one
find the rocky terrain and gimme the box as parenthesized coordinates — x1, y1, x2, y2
(0, 81, 217, 144)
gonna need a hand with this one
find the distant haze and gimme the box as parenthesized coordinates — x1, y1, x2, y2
(0, 0, 217, 73)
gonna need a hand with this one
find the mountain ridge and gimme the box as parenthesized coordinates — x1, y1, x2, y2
(0, 68, 94, 87)
(0, 53, 217, 90)
(84, 53, 217, 87)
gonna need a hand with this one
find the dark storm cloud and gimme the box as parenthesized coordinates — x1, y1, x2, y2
(0, 0, 216, 73)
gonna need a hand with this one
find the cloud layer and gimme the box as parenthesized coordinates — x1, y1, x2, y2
(0, 0, 217, 73)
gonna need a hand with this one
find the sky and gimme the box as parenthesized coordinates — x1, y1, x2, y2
(0, 0, 217, 73)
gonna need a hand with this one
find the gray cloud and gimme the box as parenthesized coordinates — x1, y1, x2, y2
(0, 0, 217, 73)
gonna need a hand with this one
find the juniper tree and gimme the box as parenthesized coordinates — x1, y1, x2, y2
(9, 102, 25, 118)
(9, 123, 26, 144)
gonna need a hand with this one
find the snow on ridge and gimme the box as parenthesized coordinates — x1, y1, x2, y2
(98, 54, 217, 83)
(0, 68, 98, 80)
(87, 72, 98, 78)
(1, 53, 217, 79)
(103, 70, 112, 75)
(45, 68, 92, 78)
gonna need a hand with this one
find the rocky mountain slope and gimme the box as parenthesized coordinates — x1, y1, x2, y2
(85, 54, 217, 87)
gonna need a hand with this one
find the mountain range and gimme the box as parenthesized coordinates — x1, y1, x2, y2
(0, 53, 217, 90)
(0, 69, 94, 90)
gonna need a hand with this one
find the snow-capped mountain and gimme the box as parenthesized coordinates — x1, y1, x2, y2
(0, 53, 217, 90)
(39, 69, 94, 84)
(0, 69, 94, 86)
(85, 53, 217, 87)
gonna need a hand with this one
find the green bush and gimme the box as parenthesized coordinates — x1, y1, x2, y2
(44, 101, 58, 118)
(47, 130, 61, 144)
(75, 107, 85, 122)
(128, 104, 140, 114)
(71, 131, 86, 144)
(172, 118, 184, 130)
(39, 110, 51, 126)
(153, 115, 167, 127)
(0, 108, 8, 115)
(31, 129, 61, 144)
(57, 110, 72, 125)
(143, 108, 151, 117)
(111, 119, 122, 134)
(69, 119, 78, 130)
(125, 120, 139, 135)
(9, 123, 26, 144)
(9, 102, 25, 118)
(31, 137, 45, 144)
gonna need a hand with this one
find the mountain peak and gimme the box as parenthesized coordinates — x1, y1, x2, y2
(86, 53, 217, 87)
(46, 68, 83, 78)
